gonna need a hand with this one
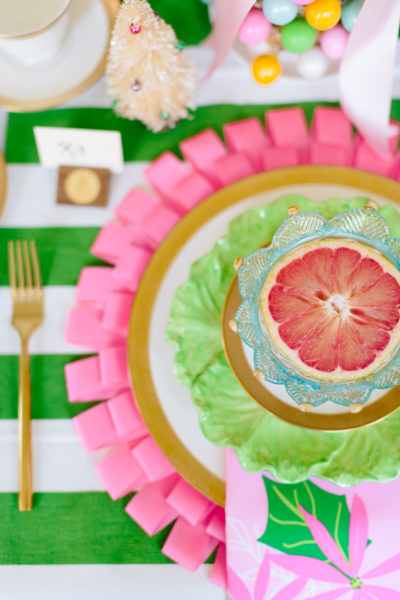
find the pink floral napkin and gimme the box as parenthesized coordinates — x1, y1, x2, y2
(226, 449, 400, 600)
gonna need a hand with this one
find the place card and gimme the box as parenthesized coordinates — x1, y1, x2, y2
(34, 126, 124, 173)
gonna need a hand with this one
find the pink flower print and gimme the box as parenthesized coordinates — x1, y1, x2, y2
(267, 494, 400, 599)
(228, 550, 307, 600)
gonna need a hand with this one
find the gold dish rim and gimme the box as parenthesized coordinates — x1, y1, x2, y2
(223, 276, 400, 432)
(0, 0, 116, 112)
(128, 166, 400, 507)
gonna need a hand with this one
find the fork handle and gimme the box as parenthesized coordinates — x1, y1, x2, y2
(18, 338, 32, 511)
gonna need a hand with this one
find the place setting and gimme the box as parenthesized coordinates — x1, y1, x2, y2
(1, 0, 400, 599)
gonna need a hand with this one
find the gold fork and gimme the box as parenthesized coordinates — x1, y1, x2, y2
(8, 241, 43, 511)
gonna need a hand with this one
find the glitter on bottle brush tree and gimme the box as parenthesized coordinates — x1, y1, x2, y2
(106, 0, 196, 132)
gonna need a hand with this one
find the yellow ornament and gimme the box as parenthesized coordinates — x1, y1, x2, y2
(252, 54, 281, 85)
(305, 0, 341, 31)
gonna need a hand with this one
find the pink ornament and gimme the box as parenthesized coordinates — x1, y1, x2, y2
(291, 0, 314, 4)
(238, 8, 271, 46)
(320, 24, 349, 60)
(129, 23, 141, 34)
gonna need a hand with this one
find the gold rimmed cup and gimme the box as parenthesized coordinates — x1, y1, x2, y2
(0, 0, 72, 67)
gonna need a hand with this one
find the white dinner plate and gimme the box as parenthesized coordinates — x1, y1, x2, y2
(129, 166, 400, 506)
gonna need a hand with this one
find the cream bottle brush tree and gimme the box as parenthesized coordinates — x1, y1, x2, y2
(106, 0, 196, 132)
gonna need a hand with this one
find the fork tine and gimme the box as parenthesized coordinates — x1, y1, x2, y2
(16, 241, 25, 302)
(22, 241, 34, 301)
(8, 241, 18, 302)
(30, 240, 42, 298)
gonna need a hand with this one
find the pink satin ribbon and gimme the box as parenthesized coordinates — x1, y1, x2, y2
(204, 0, 254, 77)
(206, 0, 400, 158)
(339, 0, 400, 158)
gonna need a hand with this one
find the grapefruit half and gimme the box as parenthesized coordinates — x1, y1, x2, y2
(262, 239, 400, 381)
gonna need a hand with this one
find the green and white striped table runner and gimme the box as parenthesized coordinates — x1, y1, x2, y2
(2, 36, 400, 597)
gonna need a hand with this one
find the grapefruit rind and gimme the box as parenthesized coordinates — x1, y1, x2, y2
(261, 239, 400, 382)
(235, 205, 400, 408)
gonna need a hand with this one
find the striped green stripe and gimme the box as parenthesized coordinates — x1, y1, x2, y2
(0, 228, 105, 286)
(0, 355, 97, 419)
(5, 103, 340, 164)
(7, 100, 400, 164)
(0, 492, 172, 564)
(0, 492, 216, 564)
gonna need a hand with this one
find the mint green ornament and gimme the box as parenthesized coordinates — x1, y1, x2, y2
(281, 18, 317, 54)
(341, 0, 365, 32)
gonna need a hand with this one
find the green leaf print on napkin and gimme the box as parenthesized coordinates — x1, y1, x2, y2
(259, 478, 351, 562)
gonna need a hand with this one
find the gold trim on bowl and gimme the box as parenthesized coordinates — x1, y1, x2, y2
(222, 275, 400, 432)
(0, 151, 7, 221)
(0, 0, 117, 112)
(128, 166, 400, 506)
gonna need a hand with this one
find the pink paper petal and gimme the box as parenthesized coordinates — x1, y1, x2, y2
(206, 506, 225, 542)
(227, 567, 252, 600)
(348, 494, 369, 576)
(271, 576, 307, 600)
(363, 553, 400, 579)
(210, 544, 227, 589)
(300, 506, 350, 575)
(73, 403, 118, 452)
(125, 475, 179, 535)
(363, 585, 400, 600)
(133, 437, 176, 482)
(302, 589, 349, 600)
(162, 517, 218, 572)
(166, 478, 214, 526)
(268, 554, 348, 584)
(253, 551, 270, 600)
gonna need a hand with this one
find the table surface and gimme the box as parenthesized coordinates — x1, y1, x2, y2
(1, 42, 400, 600)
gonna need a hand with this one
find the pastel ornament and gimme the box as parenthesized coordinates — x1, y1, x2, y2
(305, 0, 341, 31)
(281, 18, 317, 54)
(129, 23, 141, 34)
(341, 0, 365, 32)
(297, 47, 329, 79)
(262, 0, 298, 26)
(252, 54, 281, 84)
(320, 24, 348, 59)
(291, 0, 314, 3)
(238, 8, 272, 45)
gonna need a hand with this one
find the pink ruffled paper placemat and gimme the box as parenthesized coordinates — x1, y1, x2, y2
(64, 105, 400, 588)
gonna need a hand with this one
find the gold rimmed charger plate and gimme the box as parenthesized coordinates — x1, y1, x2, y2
(128, 166, 400, 506)
(0, 0, 118, 112)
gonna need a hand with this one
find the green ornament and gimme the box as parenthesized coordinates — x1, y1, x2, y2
(281, 18, 317, 54)
(160, 111, 171, 120)
(176, 40, 185, 51)
(341, 0, 364, 32)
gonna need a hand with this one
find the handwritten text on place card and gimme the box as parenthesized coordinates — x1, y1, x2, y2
(34, 127, 124, 173)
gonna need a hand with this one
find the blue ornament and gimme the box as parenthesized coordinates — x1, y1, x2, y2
(341, 0, 365, 32)
(262, 0, 298, 26)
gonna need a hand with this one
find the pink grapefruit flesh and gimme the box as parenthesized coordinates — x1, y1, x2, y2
(262, 240, 400, 381)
